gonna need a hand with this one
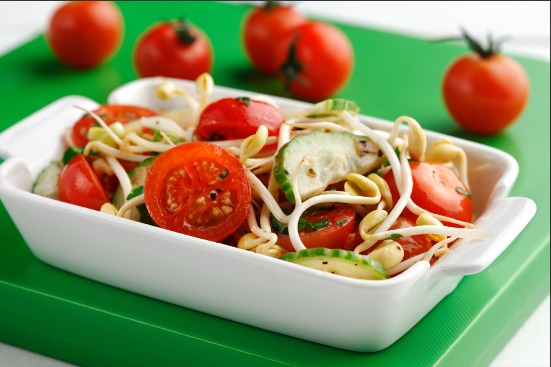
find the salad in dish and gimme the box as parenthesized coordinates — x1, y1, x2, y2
(32, 73, 486, 280)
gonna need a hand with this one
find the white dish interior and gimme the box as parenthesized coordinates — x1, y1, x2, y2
(0, 77, 537, 352)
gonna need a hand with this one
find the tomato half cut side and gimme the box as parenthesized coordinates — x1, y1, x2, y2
(383, 161, 473, 226)
(275, 203, 357, 252)
(144, 142, 251, 242)
(71, 105, 158, 147)
(58, 154, 110, 211)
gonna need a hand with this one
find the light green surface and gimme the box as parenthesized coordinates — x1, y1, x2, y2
(0, 2, 549, 366)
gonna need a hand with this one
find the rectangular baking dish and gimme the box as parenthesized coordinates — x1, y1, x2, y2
(0, 78, 537, 352)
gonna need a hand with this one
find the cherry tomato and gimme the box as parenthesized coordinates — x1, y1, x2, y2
(275, 203, 357, 252)
(134, 20, 213, 80)
(344, 216, 431, 260)
(242, 1, 306, 75)
(58, 154, 109, 211)
(46, 1, 123, 69)
(195, 97, 284, 141)
(275, 21, 354, 101)
(71, 105, 158, 147)
(383, 162, 473, 226)
(442, 29, 529, 135)
(144, 142, 251, 242)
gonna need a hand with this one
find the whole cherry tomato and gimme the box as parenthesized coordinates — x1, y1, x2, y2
(134, 19, 213, 80)
(144, 142, 251, 242)
(195, 97, 284, 141)
(275, 21, 354, 101)
(383, 161, 473, 226)
(242, 1, 306, 75)
(46, 1, 123, 69)
(58, 154, 110, 211)
(442, 29, 529, 135)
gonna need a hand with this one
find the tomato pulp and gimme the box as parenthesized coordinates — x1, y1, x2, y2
(144, 142, 251, 242)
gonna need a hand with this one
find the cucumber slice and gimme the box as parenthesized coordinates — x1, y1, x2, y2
(111, 157, 157, 226)
(303, 98, 360, 118)
(32, 161, 62, 200)
(282, 248, 388, 280)
(273, 131, 379, 203)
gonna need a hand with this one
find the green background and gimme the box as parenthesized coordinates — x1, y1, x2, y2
(0, 2, 549, 366)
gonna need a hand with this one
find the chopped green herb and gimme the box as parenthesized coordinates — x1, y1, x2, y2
(455, 186, 472, 200)
(219, 169, 228, 179)
(152, 130, 182, 143)
(271, 215, 329, 235)
(62, 146, 84, 165)
(390, 233, 403, 239)
(235, 96, 252, 106)
(336, 219, 348, 227)
(126, 186, 144, 200)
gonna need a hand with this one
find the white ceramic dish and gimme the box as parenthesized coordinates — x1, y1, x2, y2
(0, 78, 537, 352)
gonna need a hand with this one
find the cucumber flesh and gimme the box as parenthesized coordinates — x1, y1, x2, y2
(273, 131, 379, 203)
(282, 248, 388, 280)
(111, 157, 157, 226)
(32, 161, 62, 200)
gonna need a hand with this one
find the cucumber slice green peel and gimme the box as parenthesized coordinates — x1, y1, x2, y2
(282, 248, 388, 280)
(273, 131, 380, 203)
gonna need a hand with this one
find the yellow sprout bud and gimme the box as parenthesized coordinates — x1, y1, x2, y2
(240, 125, 269, 163)
(367, 173, 393, 209)
(100, 203, 118, 216)
(359, 209, 388, 240)
(344, 173, 379, 198)
(368, 240, 404, 269)
(416, 213, 446, 242)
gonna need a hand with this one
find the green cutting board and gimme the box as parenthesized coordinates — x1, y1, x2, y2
(0, 2, 549, 366)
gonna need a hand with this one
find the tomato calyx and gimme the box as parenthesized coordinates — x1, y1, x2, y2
(279, 36, 308, 92)
(435, 27, 509, 59)
(171, 19, 196, 45)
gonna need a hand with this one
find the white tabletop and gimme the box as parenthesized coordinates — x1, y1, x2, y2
(0, 2, 549, 366)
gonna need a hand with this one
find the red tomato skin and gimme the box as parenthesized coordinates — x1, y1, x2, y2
(46, 1, 123, 69)
(276, 204, 357, 252)
(344, 216, 431, 261)
(134, 22, 213, 80)
(195, 98, 284, 140)
(144, 142, 251, 242)
(443, 53, 529, 135)
(275, 22, 354, 101)
(383, 162, 473, 226)
(58, 155, 109, 211)
(243, 4, 306, 75)
(71, 105, 158, 147)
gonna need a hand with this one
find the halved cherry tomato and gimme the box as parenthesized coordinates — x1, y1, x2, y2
(71, 105, 158, 147)
(275, 203, 357, 252)
(58, 154, 109, 211)
(195, 97, 284, 141)
(143, 142, 251, 242)
(383, 162, 473, 226)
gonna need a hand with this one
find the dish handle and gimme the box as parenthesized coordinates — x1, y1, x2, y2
(429, 196, 537, 281)
(0, 96, 98, 174)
